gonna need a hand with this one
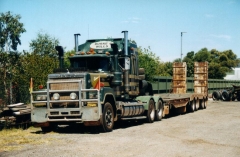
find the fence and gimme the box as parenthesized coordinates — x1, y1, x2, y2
(152, 76, 240, 94)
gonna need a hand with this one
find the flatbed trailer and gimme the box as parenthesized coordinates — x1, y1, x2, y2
(155, 62, 208, 116)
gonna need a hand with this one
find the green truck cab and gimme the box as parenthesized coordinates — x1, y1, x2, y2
(31, 31, 164, 132)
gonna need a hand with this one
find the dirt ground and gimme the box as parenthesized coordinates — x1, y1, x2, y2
(1, 99, 240, 157)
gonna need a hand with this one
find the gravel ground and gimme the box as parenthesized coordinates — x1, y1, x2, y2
(1, 99, 240, 157)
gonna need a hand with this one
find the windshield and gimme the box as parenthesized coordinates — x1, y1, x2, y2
(70, 57, 110, 72)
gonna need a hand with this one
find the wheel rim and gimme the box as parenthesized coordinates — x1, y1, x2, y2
(191, 101, 195, 111)
(204, 98, 207, 108)
(158, 107, 163, 117)
(196, 99, 199, 110)
(105, 108, 113, 127)
(150, 107, 155, 120)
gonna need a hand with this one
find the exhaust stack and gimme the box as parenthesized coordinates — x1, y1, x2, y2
(55, 46, 64, 68)
(74, 33, 81, 52)
(122, 31, 130, 93)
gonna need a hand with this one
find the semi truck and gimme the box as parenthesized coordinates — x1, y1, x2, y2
(31, 31, 208, 132)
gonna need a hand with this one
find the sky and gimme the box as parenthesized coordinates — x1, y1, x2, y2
(1, 0, 239, 62)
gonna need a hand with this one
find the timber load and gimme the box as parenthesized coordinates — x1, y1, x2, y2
(0, 102, 31, 130)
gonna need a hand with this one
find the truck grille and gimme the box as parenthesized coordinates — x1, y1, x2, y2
(48, 78, 85, 109)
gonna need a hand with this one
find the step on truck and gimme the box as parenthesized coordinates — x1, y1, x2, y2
(31, 31, 164, 132)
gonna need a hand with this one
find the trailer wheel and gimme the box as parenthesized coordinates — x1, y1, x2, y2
(155, 100, 163, 121)
(203, 97, 207, 109)
(195, 99, 199, 111)
(199, 99, 204, 109)
(146, 99, 155, 123)
(189, 101, 195, 112)
(101, 102, 114, 132)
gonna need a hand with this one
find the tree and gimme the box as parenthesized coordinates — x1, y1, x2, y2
(0, 11, 26, 51)
(138, 46, 168, 81)
(181, 48, 240, 79)
(29, 32, 60, 58)
(194, 48, 211, 62)
(0, 12, 25, 104)
(182, 51, 195, 77)
(64, 49, 75, 68)
(12, 32, 60, 103)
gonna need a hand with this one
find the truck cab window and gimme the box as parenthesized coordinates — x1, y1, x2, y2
(71, 57, 110, 72)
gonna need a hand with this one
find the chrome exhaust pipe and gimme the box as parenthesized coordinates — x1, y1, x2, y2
(74, 33, 81, 52)
(122, 31, 130, 93)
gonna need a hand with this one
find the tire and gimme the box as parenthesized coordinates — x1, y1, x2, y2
(101, 102, 114, 132)
(195, 99, 199, 111)
(212, 91, 220, 101)
(222, 90, 229, 101)
(155, 100, 163, 121)
(199, 99, 204, 109)
(146, 99, 155, 123)
(203, 97, 207, 109)
(189, 101, 195, 112)
(41, 125, 55, 132)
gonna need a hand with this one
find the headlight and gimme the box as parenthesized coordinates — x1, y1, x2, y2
(36, 95, 47, 101)
(53, 93, 60, 100)
(70, 92, 77, 100)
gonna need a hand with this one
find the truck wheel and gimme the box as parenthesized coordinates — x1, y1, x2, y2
(189, 101, 195, 112)
(101, 102, 114, 132)
(41, 125, 54, 132)
(203, 97, 207, 109)
(155, 100, 163, 121)
(146, 99, 155, 123)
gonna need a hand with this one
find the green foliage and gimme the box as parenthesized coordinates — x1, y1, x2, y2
(0, 51, 21, 104)
(182, 51, 195, 77)
(162, 62, 173, 76)
(18, 52, 59, 89)
(182, 48, 240, 79)
(29, 32, 59, 58)
(14, 52, 59, 103)
(193, 48, 211, 62)
(138, 46, 169, 81)
(64, 49, 75, 68)
(0, 11, 25, 104)
(0, 11, 26, 51)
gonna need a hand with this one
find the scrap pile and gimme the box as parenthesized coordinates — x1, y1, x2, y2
(0, 102, 31, 130)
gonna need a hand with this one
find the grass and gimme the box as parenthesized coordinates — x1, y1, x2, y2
(0, 127, 56, 152)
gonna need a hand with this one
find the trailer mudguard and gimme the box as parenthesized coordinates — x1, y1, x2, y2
(135, 96, 154, 110)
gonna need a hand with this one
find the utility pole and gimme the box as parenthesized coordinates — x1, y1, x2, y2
(181, 32, 187, 62)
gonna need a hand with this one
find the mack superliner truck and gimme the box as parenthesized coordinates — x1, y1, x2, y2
(31, 31, 208, 132)
(31, 31, 164, 132)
